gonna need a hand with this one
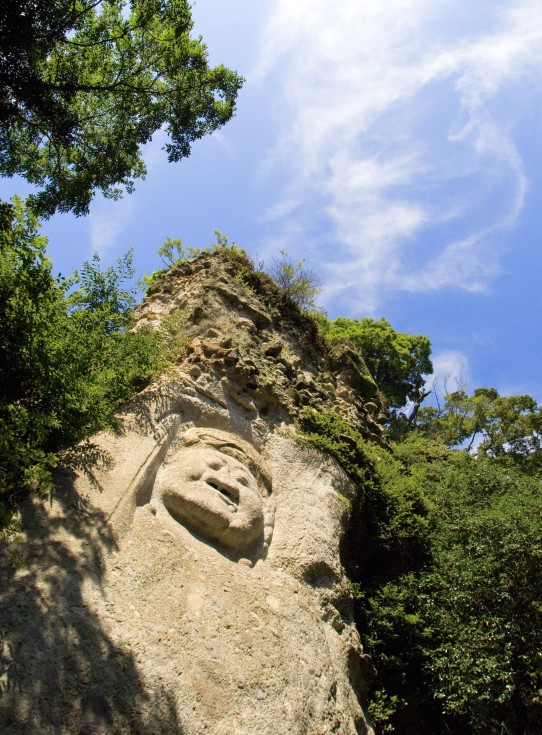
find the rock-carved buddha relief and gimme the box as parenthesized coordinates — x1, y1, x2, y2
(150, 427, 275, 562)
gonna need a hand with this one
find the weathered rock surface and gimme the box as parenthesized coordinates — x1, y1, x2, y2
(0, 252, 380, 734)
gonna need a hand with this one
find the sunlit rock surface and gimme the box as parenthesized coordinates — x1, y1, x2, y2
(1, 253, 382, 734)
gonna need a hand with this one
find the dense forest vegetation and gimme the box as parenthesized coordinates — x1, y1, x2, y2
(1, 4, 541, 734)
(299, 397, 542, 734)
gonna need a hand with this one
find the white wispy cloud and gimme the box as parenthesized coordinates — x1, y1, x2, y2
(426, 349, 471, 393)
(88, 196, 135, 255)
(255, 0, 542, 313)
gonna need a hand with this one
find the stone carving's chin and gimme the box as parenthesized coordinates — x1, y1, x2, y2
(162, 485, 264, 551)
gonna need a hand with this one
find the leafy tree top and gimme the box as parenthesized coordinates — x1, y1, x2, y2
(415, 386, 542, 462)
(0, 1, 243, 216)
(322, 316, 432, 410)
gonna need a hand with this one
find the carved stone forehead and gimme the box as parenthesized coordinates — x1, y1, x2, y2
(175, 427, 272, 494)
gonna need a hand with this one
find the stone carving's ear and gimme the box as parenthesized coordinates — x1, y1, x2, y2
(262, 496, 276, 559)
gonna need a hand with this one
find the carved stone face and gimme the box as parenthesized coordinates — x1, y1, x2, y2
(158, 446, 265, 551)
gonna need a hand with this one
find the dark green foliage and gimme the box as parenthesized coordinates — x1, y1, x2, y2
(0, 198, 163, 512)
(298, 412, 433, 557)
(365, 447, 542, 734)
(415, 386, 542, 460)
(297, 408, 375, 487)
(0, 1, 243, 216)
(298, 405, 542, 735)
(321, 316, 432, 410)
(0, 198, 65, 497)
(419, 455, 542, 734)
(297, 414, 437, 732)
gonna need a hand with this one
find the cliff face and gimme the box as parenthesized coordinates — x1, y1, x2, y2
(1, 252, 381, 735)
(134, 251, 386, 443)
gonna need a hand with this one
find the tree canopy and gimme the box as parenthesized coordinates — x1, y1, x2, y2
(415, 386, 542, 460)
(300, 405, 542, 735)
(0, 0, 243, 216)
(0, 197, 165, 502)
(322, 316, 433, 409)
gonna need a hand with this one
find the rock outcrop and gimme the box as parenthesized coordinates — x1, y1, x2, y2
(0, 252, 382, 734)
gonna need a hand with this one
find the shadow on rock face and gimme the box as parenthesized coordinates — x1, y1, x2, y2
(0, 469, 185, 735)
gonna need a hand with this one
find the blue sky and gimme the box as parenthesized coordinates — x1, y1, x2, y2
(3, 0, 542, 402)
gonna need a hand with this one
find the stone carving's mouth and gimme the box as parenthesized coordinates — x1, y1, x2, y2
(206, 478, 239, 508)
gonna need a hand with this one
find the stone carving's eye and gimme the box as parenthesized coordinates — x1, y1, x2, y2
(207, 459, 222, 471)
(236, 476, 249, 486)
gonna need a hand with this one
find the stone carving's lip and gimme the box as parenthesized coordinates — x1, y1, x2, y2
(204, 476, 239, 509)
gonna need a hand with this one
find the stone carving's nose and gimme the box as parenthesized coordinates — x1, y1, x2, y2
(205, 471, 240, 506)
